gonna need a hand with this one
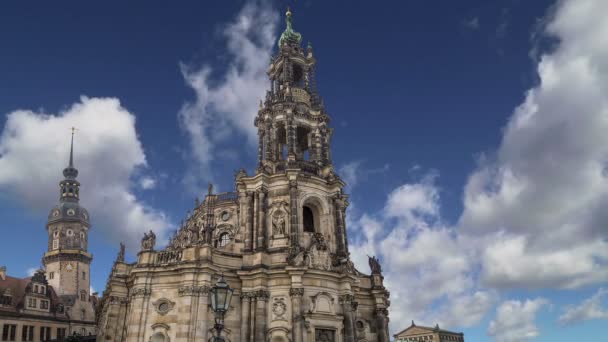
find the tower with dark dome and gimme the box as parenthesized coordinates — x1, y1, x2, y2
(43, 130, 93, 309)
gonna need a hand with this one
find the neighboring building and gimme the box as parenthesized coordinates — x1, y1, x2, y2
(97, 8, 390, 342)
(393, 322, 464, 342)
(0, 134, 98, 341)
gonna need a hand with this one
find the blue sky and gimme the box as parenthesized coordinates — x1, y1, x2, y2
(1, 0, 607, 341)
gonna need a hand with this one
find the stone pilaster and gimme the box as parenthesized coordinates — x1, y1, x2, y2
(257, 191, 266, 250)
(240, 293, 252, 342)
(289, 180, 299, 249)
(258, 129, 264, 167)
(375, 308, 389, 342)
(339, 294, 357, 342)
(125, 287, 151, 342)
(255, 290, 269, 342)
(191, 286, 210, 342)
(290, 288, 304, 342)
(245, 192, 254, 251)
(253, 191, 259, 250)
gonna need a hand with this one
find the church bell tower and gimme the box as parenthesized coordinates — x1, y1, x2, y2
(42, 130, 92, 302)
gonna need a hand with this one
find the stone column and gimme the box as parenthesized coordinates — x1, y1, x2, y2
(258, 130, 264, 167)
(340, 295, 356, 342)
(195, 286, 210, 342)
(245, 192, 254, 251)
(253, 191, 258, 250)
(257, 191, 266, 250)
(334, 197, 348, 256)
(290, 288, 304, 342)
(250, 295, 257, 342)
(255, 291, 269, 342)
(240, 293, 251, 342)
(265, 122, 273, 162)
(289, 180, 299, 249)
(375, 308, 389, 342)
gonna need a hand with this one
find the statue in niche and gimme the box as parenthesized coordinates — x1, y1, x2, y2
(272, 212, 287, 236)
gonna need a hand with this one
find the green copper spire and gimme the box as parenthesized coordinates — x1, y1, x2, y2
(278, 7, 302, 48)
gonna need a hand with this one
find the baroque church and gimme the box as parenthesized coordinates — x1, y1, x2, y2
(0, 131, 98, 340)
(97, 9, 390, 342)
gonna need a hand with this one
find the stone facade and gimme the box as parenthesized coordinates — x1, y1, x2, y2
(0, 132, 97, 341)
(96, 9, 390, 342)
(393, 322, 464, 342)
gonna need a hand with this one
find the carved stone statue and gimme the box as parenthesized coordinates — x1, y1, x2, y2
(116, 242, 125, 262)
(140, 230, 156, 251)
(272, 213, 286, 236)
(368, 255, 382, 274)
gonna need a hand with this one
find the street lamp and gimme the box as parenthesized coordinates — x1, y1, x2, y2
(210, 274, 233, 342)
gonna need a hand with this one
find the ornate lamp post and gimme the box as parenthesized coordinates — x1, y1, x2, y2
(210, 274, 233, 342)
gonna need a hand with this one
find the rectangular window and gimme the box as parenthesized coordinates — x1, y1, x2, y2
(82, 271, 86, 280)
(39, 327, 51, 342)
(56, 328, 66, 340)
(49, 272, 54, 279)
(2, 325, 16, 341)
(40, 300, 49, 309)
(21, 326, 34, 342)
(52, 239, 59, 250)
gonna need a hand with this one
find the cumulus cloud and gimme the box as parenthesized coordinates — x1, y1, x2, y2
(0, 97, 171, 249)
(178, 1, 278, 190)
(349, 173, 495, 333)
(459, 0, 608, 289)
(559, 288, 608, 325)
(488, 298, 548, 342)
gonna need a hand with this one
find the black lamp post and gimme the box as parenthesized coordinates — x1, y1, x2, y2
(210, 274, 233, 342)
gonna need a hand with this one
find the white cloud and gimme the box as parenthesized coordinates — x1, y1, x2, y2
(0, 96, 171, 250)
(349, 174, 494, 334)
(459, 0, 608, 289)
(559, 288, 608, 325)
(488, 298, 548, 342)
(139, 176, 156, 190)
(178, 1, 278, 190)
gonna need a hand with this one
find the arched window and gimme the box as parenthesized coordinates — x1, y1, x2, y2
(303, 206, 315, 233)
(80, 291, 86, 301)
(217, 233, 230, 247)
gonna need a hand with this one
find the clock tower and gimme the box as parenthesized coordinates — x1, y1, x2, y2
(42, 130, 92, 305)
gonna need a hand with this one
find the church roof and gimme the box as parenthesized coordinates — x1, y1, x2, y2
(394, 321, 464, 338)
(0, 270, 67, 316)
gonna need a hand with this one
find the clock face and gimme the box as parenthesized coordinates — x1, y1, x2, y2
(221, 211, 230, 221)
(65, 263, 74, 272)
(82, 210, 88, 220)
(67, 209, 75, 216)
(52, 210, 60, 217)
